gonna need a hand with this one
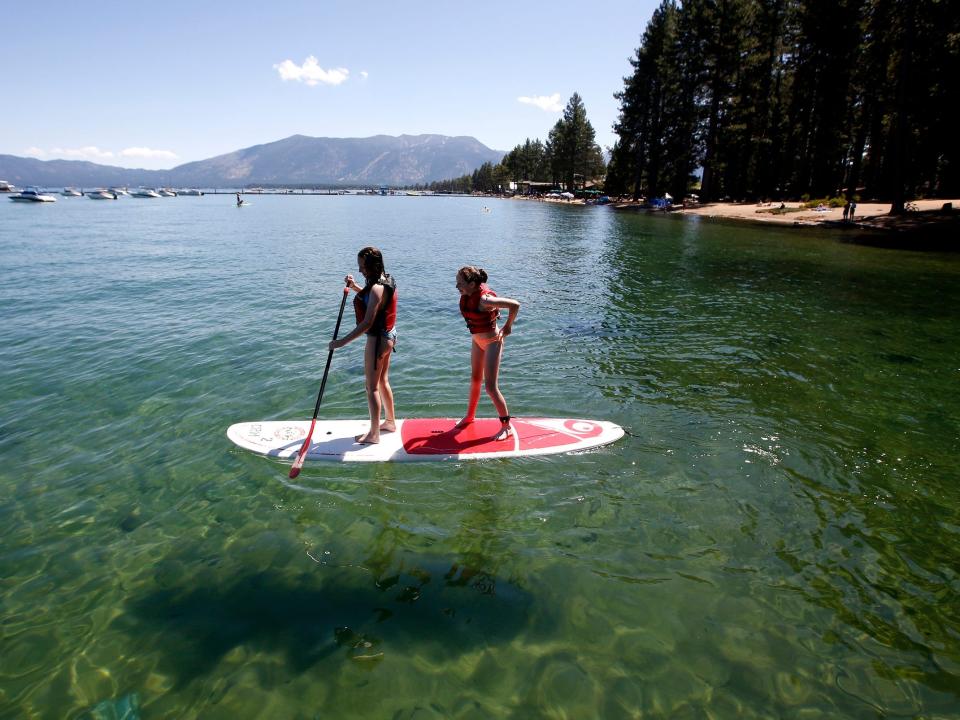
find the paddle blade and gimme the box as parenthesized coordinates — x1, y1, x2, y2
(288, 419, 317, 478)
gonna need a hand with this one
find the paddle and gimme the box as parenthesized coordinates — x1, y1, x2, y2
(289, 283, 351, 478)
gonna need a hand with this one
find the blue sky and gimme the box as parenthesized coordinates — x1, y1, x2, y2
(3, 1, 659, 170)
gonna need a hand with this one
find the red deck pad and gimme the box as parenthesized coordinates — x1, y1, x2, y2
(401, 418, 595, 455)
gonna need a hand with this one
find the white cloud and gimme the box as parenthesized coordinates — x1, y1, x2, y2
(121, 147, 179, 161)
(21, 145, 177, 167)
(51, 146, 116, 161)
(274, 56, 349, 86)
(360, 70, 369, 80)
(518, 93, 563, 112)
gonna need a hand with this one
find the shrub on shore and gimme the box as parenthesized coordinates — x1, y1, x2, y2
(801, 196, 851, 209)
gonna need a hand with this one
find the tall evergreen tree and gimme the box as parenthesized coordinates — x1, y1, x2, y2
(872, 0, 954, 210)
(660, 0, 704, 199)
(610, 0, 680, 199)
(692, 0, 752, 201)
(780, 0, 864, 198)
(548, 93, 606, 191)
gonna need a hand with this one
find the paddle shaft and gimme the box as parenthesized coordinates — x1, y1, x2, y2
(311, 288, 350, 418)
(289, 285, 350, 478)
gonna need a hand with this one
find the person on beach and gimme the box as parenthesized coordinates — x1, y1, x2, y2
(454, 266, 520, 441)
(329, 247, 398, 444)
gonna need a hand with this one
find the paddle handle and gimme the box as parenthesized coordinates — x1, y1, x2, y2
(289, 285, 350, 478)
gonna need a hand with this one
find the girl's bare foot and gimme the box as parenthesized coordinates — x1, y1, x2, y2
(493, 422, 513, 441)
(380, 421, 396, 433)
(355, 432, 379, 444)
(454, 417, 475, 430)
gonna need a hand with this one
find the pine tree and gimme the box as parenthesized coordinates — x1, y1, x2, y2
(610, 1, 677, 199)
(548, 93, 606, 191)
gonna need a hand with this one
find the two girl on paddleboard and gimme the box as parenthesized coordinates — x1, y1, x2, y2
(328, 247, 520, 444)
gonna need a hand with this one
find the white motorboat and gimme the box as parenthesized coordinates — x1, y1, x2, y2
(9, 187, 56, 202)
(179, 188, 204, 196)
(158, 188, 177, 197)
(0, 180, 14, 193)
(87, 189, 118, 200)
(109, 187, 130, 196)
(131, 188, 161, 198)
(62, 187, 82, 197)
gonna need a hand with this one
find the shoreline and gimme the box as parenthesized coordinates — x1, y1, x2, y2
(639, 198, 957, 228)
(550, 196, 959, 249)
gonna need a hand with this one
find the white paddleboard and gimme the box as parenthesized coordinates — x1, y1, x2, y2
(227, 417, 624, 463)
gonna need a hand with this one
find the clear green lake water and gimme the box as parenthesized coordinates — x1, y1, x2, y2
(1, 193, 959, 718)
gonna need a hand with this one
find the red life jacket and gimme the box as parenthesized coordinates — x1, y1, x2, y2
(354, 274, 397, 334)
(460, 283, 499, 333)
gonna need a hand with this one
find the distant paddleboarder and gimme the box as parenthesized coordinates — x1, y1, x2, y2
(236, 192, 242, 206)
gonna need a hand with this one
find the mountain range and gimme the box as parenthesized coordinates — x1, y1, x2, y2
(0, 134, 507, 188)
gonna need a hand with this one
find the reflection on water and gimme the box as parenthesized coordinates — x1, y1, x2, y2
(1, 196, 959, 717)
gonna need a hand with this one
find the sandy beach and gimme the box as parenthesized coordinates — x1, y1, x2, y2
(538, 194, 953, 221)
(667, 198, 958, 227)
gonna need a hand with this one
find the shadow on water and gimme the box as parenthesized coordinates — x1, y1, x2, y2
(835, 215, 960, 253)
(119, 556, 532, 687)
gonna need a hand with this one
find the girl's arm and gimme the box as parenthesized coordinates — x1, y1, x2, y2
(479, 295, 520, 337)
(330, 284, 384, 349)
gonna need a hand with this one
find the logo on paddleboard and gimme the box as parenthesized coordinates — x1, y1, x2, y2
(274, 425, 307, 441)
(563, 420, 602, 437)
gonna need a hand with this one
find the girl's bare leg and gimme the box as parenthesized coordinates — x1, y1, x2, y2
(357, 337, 384, 444)
(455, 340, 485, 428)
(483, 340, 512, 440)
(378, 342, 396, 432)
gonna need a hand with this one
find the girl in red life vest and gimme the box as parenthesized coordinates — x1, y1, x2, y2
(455, 265, 520, 440)
(329, 246, 398, 444)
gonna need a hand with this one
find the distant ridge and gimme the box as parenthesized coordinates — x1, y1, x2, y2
(0, 134, 506, 188)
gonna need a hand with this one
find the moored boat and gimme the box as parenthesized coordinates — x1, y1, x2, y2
(0, 180, 14, 193)
(158, 188, 177, 197)
(62, 187, 82, 197)
(87, 189, 118, 200)
(9, 187, 56, 202)
(130, 188, 161, 198)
